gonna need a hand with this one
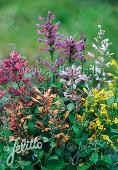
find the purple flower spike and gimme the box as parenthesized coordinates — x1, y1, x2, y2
(36, 11, 62, 52)
(62, 35, 86, 62)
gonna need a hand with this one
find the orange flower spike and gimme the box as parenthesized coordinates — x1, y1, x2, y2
(56, 125, 61, 128)
(34, 125, 41, 129)
(49, 118, 54, 124)
(48, 94, 56, 99)
(44, 88, 51, 98)
(52, 109, 59, 115)
(31, 97, 40, 103)
(17, 112, 22, 116)
(16, 102, 23, 111)
(25, 115, 32, 120)
(54, 100, 61, 105)
(36, 95, 42, 100)
(64, 111, 69, 120)
(62, 124, 69, 128)
(56, 133, 64, 139)
(4, 108, 13, 115)
(38, 107, 44, 113)
(63, 135, 70, 142)
(36, 120, 43, 127)
(42, 127, 51, 132)
(33, 86, 42, 94)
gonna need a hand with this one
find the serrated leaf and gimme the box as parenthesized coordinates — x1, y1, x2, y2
(89, 152, 98, 164)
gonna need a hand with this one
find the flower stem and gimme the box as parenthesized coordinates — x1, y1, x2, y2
(49, 46, 55, 84)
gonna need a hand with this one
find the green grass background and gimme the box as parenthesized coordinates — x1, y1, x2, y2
(0, 0, 118, 63)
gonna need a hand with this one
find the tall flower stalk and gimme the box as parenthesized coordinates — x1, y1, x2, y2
(37, 11, 63, 84)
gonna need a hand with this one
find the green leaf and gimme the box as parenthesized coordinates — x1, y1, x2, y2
(24, 73, 31, 78)
(75, 139, 82, 145)
(19, 161, 33, 170)
(103, 155, 113, 165)
(0, 129, 12, 137)
(55, 148, 62, 157)
(66, 164, 76, 170)
(0, 164, 6, 170)
(38, 150, 44, 159)
(107, 96, 115, 105)
(42, 167, 48, 170)
(46, 160, 66, 170)
(0, 93, 9, 107)
(50, 141, 56, 149)
(48, 155, 58, 160)
(68, 114, 75, 123)
(28, 121, 36, 134)
(75, 133, 88, 145)
(72, 125, 80, 136)
(67, 103, 74, 111)
(89, 152, 98, 164)
(110, 128, 118, 134)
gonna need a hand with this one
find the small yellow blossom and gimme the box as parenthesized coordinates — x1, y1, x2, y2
(100, 104, 108, 115)
(108, 82, 114, 90)
(109, 59, 118, 69)
(96, 119, 101, 126)
(88, 134, 96, 141)
(112, 103, 118, 109)
(98, 124, 104, 130)
(89, 108, 94, 113)
(76, 114, 85, 122)
(101, 135, 112, 143)
(113, 118, 118, 124)
(100, 108, 108, 115)
(88, 121, 96, 130)
(83, 87, 88, 94)
(78, 163, 84, 167)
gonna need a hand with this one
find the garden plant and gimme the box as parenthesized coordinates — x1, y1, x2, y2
(0, 12, 118, 170)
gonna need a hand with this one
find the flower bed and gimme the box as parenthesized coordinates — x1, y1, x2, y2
(0, 12, 117, 170)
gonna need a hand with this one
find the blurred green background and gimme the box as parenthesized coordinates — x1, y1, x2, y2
(0, 0, 118, 62)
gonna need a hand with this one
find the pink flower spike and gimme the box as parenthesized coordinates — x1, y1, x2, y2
(15, 63, 22, 71)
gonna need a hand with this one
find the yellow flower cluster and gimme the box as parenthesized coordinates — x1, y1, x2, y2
(101, 135, 112, 143)
(83, 83, 117, 146)
(92, 89, 114, 103)
(89, 118, 104, 131)
(100, 104, 108, 115)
